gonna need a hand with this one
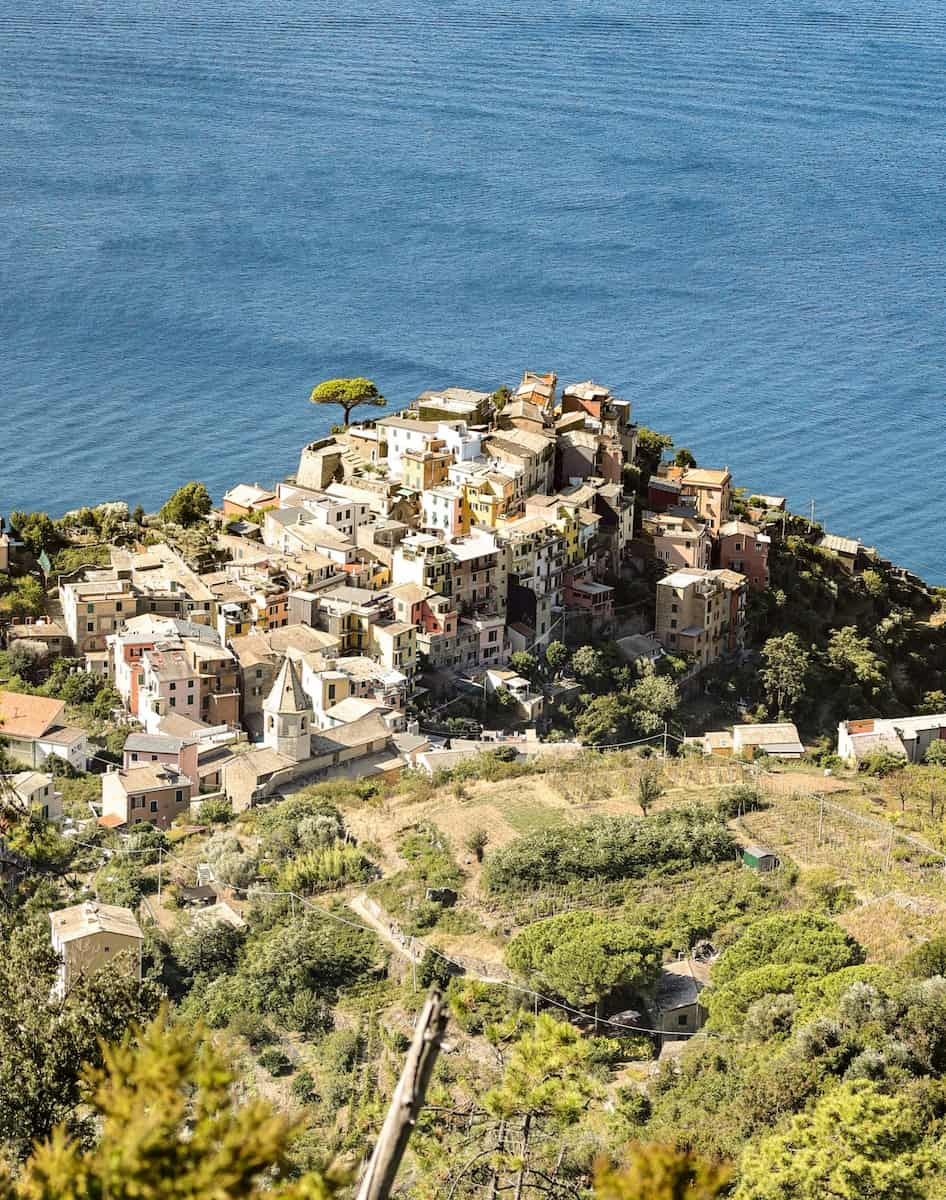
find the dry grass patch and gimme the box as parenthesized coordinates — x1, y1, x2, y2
(839, 893, 946, 965)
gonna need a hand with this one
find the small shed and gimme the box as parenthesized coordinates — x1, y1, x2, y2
(742, 844, 779, 872)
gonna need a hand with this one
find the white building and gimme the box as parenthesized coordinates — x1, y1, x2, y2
(837, 714, 946, 766)
(375, 416, 441, 478)
(438, 420, 482, 463)
(12, 771, 62, 822)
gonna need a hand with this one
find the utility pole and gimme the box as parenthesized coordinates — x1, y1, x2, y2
(355, 989, 449, 1200)
(809, 498, 816, 529)
(662, 722, 668, 759)
(818, 794, 825, 846)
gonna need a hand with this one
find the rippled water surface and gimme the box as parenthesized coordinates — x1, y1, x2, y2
(3, 1, 945, 578)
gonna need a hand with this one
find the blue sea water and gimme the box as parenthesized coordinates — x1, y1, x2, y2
(2, 1, 945, 579)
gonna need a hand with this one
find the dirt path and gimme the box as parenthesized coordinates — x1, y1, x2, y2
(349, 892, 422, 963)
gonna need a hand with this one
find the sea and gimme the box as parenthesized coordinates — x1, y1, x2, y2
(3, 1, 946, 580)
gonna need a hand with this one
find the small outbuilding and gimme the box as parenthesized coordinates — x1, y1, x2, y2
(742, 844, 779, 872)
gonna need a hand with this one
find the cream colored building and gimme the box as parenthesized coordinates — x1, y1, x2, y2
(12, 771, 62, 822)
(655, 567, 746, 667)
(50, 901, 143, 997)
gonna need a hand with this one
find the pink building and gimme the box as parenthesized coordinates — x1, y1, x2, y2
(564, 571, 614, 617)
(643, 511, 712, 571)
(123, 732, 199, 785)
(717, 521, 770, 591)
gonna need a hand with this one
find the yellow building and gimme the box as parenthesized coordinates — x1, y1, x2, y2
(50, 901, 143, 998)
(401, 441, 452, 492)
(369, 620, 417, 675)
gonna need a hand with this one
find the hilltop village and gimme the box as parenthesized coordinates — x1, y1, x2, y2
(4, 373, 946, 1198)
(4, 369, 921, 822)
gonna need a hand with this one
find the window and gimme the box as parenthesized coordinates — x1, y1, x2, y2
(678, 1014, 689, 1026)
(131, 752, 138, 762)
(169, 681, 176, 691)
(187, 695, 194, 705)
(87, 603, 94, 613)
(151, 754, 158, 761)
(670, 619, 677, 629)
(169, 697, 176, 708)
(488, 630, 497, 643)
(115, 601, 123, 612)
(87, 622, 94, 632)
(188, 679, 194, 688)
(150, 800, 158, 813)
(175, 789, 183, 802)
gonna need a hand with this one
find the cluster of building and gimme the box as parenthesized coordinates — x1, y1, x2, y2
(3, 371, 782, 825)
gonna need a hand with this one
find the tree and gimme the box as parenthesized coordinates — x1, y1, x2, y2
(2, 1010, 341, 1199)
(571, 645, 606, 685)
(626, 673, 679, 736)
(734, 1080, 930, 1200)
(10, 511, 59, 559)
(308, 377, 385, 428)
(492, 384, 512, 411)
(595, 1144, 732, 1200)
(172, 920, 245, 980)
(506, 911, 661, 1013)
(712, 912, 863, 988)
(704, 963, 819, 1032)
(826, 626, 887, 698)
(159, 482, 212, 528)
(0, 919, 159, 1163)
(0, 577, 46, 622)
(483, 1014, 602, 1199)
(637, 763, 663, 816)
(576, 693, 635, 746)
(918, 691, 946, 716)
(509, 650, 538, 682)
(634, 428, 673, 483)
(673, 448, 697, 469)
(544, 640, 570, 678)
(760, 633, 810, 716)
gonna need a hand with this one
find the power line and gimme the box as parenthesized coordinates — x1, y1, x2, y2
(231, 885, 704, 1040)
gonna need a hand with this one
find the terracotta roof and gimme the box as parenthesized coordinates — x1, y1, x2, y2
(0, 691, 65, 739)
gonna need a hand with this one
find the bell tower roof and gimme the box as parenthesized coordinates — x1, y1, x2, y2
(264, 656, 308, 715)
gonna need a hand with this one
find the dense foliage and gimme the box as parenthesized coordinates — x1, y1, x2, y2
(482, 805, 736, 893)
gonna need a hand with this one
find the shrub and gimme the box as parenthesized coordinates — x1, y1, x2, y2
(902, 935, 946, 980)
(282, 989, 334, 1039)
(197, 796, 232, 825)
(257, 1047, 293, 1077)
(858, 751, 907, 777)
(417, 948, 456, 990)
(483, 805, 736, 894)
(464, 829, 489, 861)
(705, 963, 819, 1031)
(277, 842, 374, 895)
(291, 1070, 319, 1105)
(712, 912, 863, 988)
(796, 965, 896, 1021)
(715, 785, 766, 819)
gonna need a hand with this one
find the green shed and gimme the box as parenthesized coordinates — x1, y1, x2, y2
(742, 844, 779, 872)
